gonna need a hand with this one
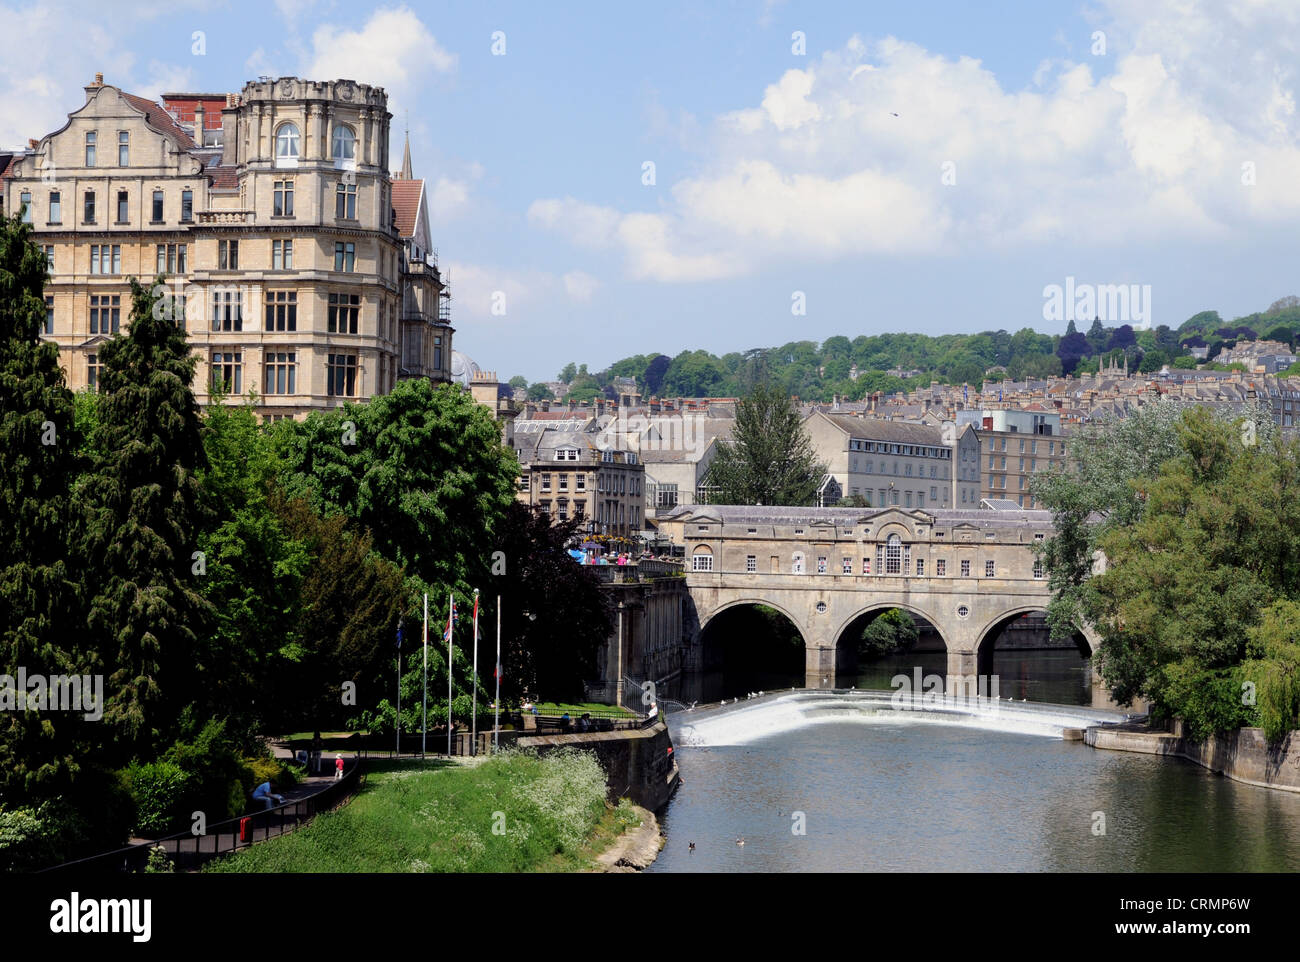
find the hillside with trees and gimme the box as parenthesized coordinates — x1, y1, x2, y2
(512, 299, 1300, 402)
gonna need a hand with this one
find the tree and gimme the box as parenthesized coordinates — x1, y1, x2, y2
(0, 209, 86, 802)
(508, 375, 528, 390)
(1266, 295, 1300, 315)
(527, 382, 555, 402)
(1087, 408, 1300, 734)
(558, 362, 577, 384)
(78, 277, 213, 760)
(1085, 317, 1108, 354)
(859, 609, 919, 657)
(492, 503, 612, 701)
(705, 380, 826, 505)
(275, 378, 518, 593)
(643, 354, 671, 397)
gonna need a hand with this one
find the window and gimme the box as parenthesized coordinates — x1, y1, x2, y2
(272, 239, 293, 269)
(48, 191, 61, 224)
(118, 131, 129, 166)
(87, 353, 101, 390)
(328, 293, 360, 333)
(433, 335, 443, 371)
(211, 289, 242, 331)
(20, 191, 31, 223)
(332, 125, 356, 164)
(261, 350, 298, 396)
(43, 296, 54, 334)
(746, 555, 757, 573)
(862, 556, 871, 575)
(177, 243, 187, 273)
(540, 473, 552, 492)
(936, 559, 946, 576)
(90, 244, 120, 274)
(216, 239, 238, 270)
(275, 123, 300, 162)
(116, 190, 128, 223)
(265, 291, 297, 331)
(84, 191, 95, 223)
(985, 560, 996, 577)
(961, 559, 971, 577)
(691, 547, 714, 572)
(181, 189, 193, 222)
(792, 552, 805, 574)
(885, 535, 902, 574)
(841, 557, 852, 574)
(43, 246, 54, 272)
(575, 474, 586, 491)
(211, 350, 242, 394)
(273, 180, 294, 216)
(1033, 560, 1044, 579)
(89, 294, 120, 334)
(151, 191, 164, 222)
(85, 131, 96, 167)
(327, 353, 358, 397)
(817, 556, 827, 574)
(336, 182, 358, 219)
(334, 241, 355, 271)
(916, 558, 925, 576)
(156, 243, 186, 274)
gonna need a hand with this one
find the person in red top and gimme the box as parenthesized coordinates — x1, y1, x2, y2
(334, 754, 344, 780)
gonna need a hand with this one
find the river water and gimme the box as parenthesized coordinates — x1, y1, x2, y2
(651, 687, 1300, 872)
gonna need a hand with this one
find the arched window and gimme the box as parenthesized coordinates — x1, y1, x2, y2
(691, 545, 713, 572)
(885, 534, 903, 575)
(275, 123, 300, 161)
(332, 125, 356, 164)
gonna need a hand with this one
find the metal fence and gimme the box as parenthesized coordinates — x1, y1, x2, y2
(39, 754, 368, 875)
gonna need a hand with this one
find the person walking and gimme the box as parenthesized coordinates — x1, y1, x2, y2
(334, 754, 345, 780)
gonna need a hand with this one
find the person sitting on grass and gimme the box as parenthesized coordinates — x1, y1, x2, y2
(251, 780, 285, 811)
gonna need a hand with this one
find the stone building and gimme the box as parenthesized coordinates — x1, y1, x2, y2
(512, 426, 646, 539)
(956, 408, 1067, 509)
(0, 74, 452, 419)
(804, 411, 981, 510)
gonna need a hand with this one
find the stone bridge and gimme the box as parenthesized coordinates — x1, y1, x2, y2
(660, 504, 1098, 688)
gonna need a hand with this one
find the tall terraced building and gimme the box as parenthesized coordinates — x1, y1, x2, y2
(0, 74, 453, 419)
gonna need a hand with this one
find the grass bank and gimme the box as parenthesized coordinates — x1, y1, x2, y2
(204, 749, 640, 873)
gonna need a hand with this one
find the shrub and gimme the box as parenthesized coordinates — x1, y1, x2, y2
(124, 761, 193, 835)
(0, 800, 91, 873)
(164, 719, 250, 820)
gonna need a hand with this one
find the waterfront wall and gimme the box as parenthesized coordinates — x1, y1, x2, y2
(587, 574, 690, 705)
(1086, 722, 1300, 792)
(517, 720, 680, 811)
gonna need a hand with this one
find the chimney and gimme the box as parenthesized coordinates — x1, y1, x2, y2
(193, 101, 206, 146)
(94, 73, 103, 86)
(221, 96, 240, 167)
(27, 139, 37, 150)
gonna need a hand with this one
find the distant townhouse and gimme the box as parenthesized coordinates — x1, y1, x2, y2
(955, 408, 1066, 509)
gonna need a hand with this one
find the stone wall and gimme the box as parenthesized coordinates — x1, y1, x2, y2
(1085, 722, 1300, 792)
(517, 720, 680, 811)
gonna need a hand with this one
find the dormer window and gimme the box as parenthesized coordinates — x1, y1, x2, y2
(554, 447, 579, 462)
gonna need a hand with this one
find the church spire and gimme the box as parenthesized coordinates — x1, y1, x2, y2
(398, 127, 413, 180)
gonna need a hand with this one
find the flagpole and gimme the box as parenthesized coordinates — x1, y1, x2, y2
(421, 592, 428, 758)
(494, 595, 501, 753)
(447, 591, 454, 757)
(396, 643, 401, 757)
(471, 589, 480, 756)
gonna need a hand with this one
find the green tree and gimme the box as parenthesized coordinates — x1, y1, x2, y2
(705, 380, 826, 505)
(527, 382, 555, 402)
(0, 209, 87, 801)
(79, 277, 213, 760)
(859, 609, 919, 658)
(558, 362, 577, 384)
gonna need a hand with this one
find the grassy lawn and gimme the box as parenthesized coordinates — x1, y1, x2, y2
(533, 701, 636, 718)
(204, 749, 636, 873)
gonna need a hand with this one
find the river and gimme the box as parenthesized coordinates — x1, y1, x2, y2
(651, 683, 1300, 872)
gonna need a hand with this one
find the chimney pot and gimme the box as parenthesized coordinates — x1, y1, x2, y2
(94, 73, 103, 86)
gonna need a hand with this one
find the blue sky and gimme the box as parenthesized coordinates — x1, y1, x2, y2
(4, 1, 1299, 381)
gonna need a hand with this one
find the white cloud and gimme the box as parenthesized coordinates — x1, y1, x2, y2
(529, 4, 1300, 282)
(306, 7, 456, 93)
(430, 177, 470, 221)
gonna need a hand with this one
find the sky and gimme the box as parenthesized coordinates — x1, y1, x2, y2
(3, 0, 1300, 382)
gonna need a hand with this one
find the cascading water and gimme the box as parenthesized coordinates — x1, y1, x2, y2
(668, 689, 1133, 747)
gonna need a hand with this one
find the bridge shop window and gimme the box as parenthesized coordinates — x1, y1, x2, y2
(961, 559, 971, 577)
(791, 552, 805, 574)
(817, 556, 827, 574)
(936, 559, 946, 576)
(986, 560, 996, 577)
(916, 558, 925, 576)
(746, 555, 756, 572)
(861, 556, 870, 575)
(691, 545, 714, 572)
(841, 557, 852, 574)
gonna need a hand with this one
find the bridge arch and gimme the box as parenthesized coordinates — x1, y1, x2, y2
(695, 598, 809, 701)
(974, 605, 1099, 704)
(973, 606, 1097, 657)
(832, 601, 949, 653)
(699, 597, 808, 641)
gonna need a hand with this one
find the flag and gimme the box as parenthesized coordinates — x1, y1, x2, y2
(396, 616, 404, 649)
(443, 598, 459, 643)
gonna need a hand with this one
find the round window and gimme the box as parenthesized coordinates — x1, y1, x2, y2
(957, 605, 970, 618)
(815, 601, 828, 614)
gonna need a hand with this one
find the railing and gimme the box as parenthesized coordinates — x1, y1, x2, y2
(196, 210, 253, 225)
(39, 752, 367, 875)
(589, 560, 685, 584)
